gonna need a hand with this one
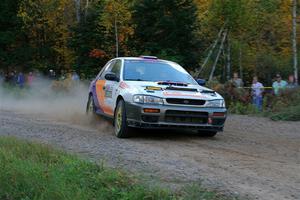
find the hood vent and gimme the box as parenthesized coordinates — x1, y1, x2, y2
(165, 87, 198, 92)
(157, 81, 188, 87)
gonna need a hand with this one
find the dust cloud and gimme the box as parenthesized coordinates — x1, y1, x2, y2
(0, 78, 112, 132)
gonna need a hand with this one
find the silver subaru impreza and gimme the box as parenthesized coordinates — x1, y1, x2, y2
(86, 56, 227, 138)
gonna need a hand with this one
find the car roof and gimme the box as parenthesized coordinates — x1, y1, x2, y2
(115, 57, 175, 65)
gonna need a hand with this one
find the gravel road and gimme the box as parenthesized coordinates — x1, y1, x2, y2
(0, 110, 299, 200)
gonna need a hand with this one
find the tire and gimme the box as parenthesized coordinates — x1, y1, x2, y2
(86, 94, 96, 115)
(197, 130, 217, 137)
(114, 100, 131, 138)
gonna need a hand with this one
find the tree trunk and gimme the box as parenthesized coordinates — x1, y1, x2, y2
(196, 25, 225, 77)
(84, 0, 89, 21)
(114, 7, 119, 58)
(75, 0, 81, 23)
(222, 45, 226, 81)
(239, 45, 243, 80)
(209, 30, 228, 81)
(226, 33, 231, 81)
(292, 0, 298, 83)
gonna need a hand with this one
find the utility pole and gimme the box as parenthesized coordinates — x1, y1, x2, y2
(115, 16, 119, 57)
(195, 25, 225, 77)
(209, 30, 228, 81)
(292, 0, 298, 83)
(113, 1, 119, 58)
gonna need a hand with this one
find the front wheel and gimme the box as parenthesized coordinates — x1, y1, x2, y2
(114, 100, 131, 138)
(197, 130, 217, 137)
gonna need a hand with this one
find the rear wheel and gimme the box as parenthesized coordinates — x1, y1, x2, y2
(197, 130, 217, 137)
(114, 100, 131, 138)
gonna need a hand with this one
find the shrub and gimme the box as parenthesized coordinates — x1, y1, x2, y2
(228, 102, 259, 115)
(270, 104, 300, 121)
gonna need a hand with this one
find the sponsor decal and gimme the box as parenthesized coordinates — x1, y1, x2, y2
(119, 81, 129, 89)
(104, 85, 113, 98)
(145, 86, 162, 91)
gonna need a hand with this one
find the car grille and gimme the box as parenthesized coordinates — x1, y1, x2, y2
(165, 110, 208, 124)
(166, 98, 206, 106)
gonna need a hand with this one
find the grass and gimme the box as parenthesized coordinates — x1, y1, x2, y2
(0, 136, 232, 200)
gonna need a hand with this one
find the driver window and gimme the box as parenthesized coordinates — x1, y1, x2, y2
(109, 59, 122, 79)
(100, 61, 115, 79)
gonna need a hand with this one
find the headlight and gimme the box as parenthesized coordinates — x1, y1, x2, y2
(205, 99, 225, 108)
(133, 95, 164, 105)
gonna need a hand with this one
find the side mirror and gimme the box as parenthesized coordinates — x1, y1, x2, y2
(105, 72, 119, 82)
(196, 79, 206, 86)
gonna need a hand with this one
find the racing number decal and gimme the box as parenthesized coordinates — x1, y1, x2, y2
(96, 80, 114, 116)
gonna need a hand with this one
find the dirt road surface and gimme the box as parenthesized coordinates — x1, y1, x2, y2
(0, 110, 299, 200)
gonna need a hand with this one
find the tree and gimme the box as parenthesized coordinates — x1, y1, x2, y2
(17, 0, 75, 72)
(70, 0, 109, 77)
(0, 0, 22, 70)
(100, 0, 134, 57)
(132, 0, 200, 68)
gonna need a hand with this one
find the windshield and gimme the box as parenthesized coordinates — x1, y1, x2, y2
(123, 60, 197, 84)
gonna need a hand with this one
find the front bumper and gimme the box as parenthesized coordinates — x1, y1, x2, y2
(125, 102, 226, 131)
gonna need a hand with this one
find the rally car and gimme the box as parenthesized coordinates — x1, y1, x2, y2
(86, 56, 226, 138)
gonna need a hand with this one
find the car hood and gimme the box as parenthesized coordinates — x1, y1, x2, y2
(123, 81, 223, 100)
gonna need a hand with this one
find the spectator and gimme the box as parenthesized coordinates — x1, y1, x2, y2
(59, 69, 66, 81)
(27, 72, 34, 87)
(251, 76, 264, 111)
(0, 70, 4, 83)
(6, 71, 17, 86)
(49, 69, 56, 80)
(272, 74, 287, 95)
(71, 71, 80, 81)
(17, 72, 25, 88)
(231, 72, 244, 87)
(286, 74, 298, 89)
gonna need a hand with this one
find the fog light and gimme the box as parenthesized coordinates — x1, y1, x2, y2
(143, 108, 160, 113)
(213, 112, 225, 117)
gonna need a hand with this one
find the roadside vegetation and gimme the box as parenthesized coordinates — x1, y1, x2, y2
(206, 80, 300, 121)
(265, 89, 300, 121)
(0, 136, 233, 200)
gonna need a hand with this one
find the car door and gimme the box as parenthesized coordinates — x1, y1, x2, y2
(104, 59, 122, 114)
(95, 60, 115, 116)
(96, 59, 122, 117)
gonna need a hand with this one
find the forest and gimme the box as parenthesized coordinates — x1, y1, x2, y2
(1, 0, 299, 85)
